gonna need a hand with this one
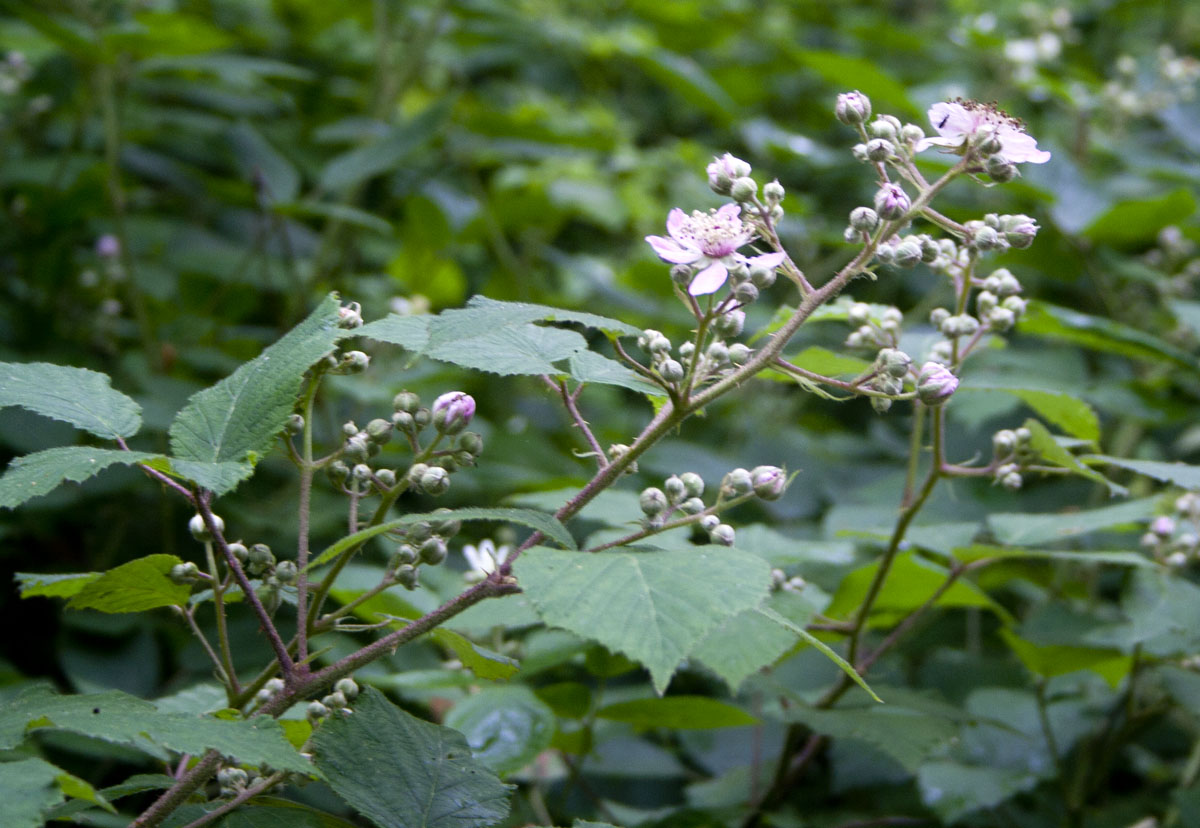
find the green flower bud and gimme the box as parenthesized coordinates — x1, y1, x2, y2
(993, 429, 1017, 456)
(750, 264, 777, 290)
(342, 421, 359, 438)
(392, 411, 416, 432)
(835, 91, 871, 125)
(714, 309, 745, 337)
(671, 264, 694, 286)
(375, 468, 397, 488)
(640, 487, 669, 516)
(976, 127, 1003, 156)
(892, 240, 922, 268)
(877, 348, 912, 378)
(680, 472, 705, 498)
(339, 350, 370, 374)
(306, 701, 329, 723)
(763, 179, 785, 205)
(420, 466, 451, 495)
(730, 176, 757, 202)
(976, 291, 998, 314)
(335, 677, 360, 700)
(659, 358, 685, 383)
(728, 343, 752, 364)
(919, 236, 941, 262)
(986, 155, 1018, 183)
(971, 225, 1002, 251)
(699, 515, 720, 532)
(751, 466, 786, 500)
(1001, 295, 1026, 317)
(1001, 471, 1023, 490)
(287, 413, 305, 434)
(168, 562, 201, 585)
(609, 443, 638, 474)
(664, 475, 687, 503)
(1014, 427, 1032, 446)
(323, 691, 348, 710)
(189, 512, 224, 542)
(1002, 214, 1039, 249)
(406, 521, 433, 543)
(849, 207, 879, 234)
(407, 463, 429, 485)
(723, 468, 754, 497)
(733, 282, 759, 304)
(264, 677, 285, 695)
(327, 460, 350, 487)
(866, 138, 893, 161)
(419, 537, 448, 565)
(706, 342, 729, 365)
(941, 314, 979, 338)
(393, 391, 420, 413)
(366, 418, 393, 442)
(930, 308, 951, 328)
(457, 431, 484, 456)
(413, 408, 432, 429)
(275, 560, 298, 585)
(847, 302, 872, 326)
(248, 543, 275, 575)
(681, 497, 706, 515)
(392, 544, 418, 566)
(900, 123, 925, 145)
(217, 767, 249, 791)
(343, 435, 370, 462)
(228, 542, 249, 564)
(869, 115, 900, 141)
(987, 306, 1016, 331)
(396, 564, 419, 589)
(352, 463, 373, 482)
(710, 523, 736, 546)
(871, 395, 893, 414)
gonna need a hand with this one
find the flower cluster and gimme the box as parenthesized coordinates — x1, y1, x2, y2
(646, 203, 784, 296)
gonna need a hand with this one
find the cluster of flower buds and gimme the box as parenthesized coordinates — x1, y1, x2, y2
(638, 329, 686, 385)
(770, 567, 807, 594)
(337, 301, 364, 329)
(388, 509, 463, 590)
(307, 677, 360, 724)
(321, 349, 370, 375)
(639, 471, 707, 528)
(217, 766, 250, 797)
(873, 233, 941, 269)
(1101, 47, 1200, 120)
(1140, 493, 1200, 567)
(991, 426, 1037, 490)
(844, 303, 903, 350)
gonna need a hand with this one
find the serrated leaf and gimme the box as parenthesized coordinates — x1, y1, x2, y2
(986, 496, 1157, 545)
(1020, 301, 1198, 373)
(443, 686, 555, 776)
(67, 554, 192, 613)
(784, 346, 872, 377)
(0, 686, 312, 772)
(168, 295, 345, 492)
(1023, 419, 1121, 493)
(514, 546, 772, 693)
(1085, 455, 1200, 489)
(431, 628, 519, 680)
(15, 571, 102, 599)
(596, 696, 757, 729)
(0, 447, 160, 510)
(960, 386, 1100, 442)
(567, 350, 665, 395)
(163, 798, 360, 828)
(309, 507, 575, 570)
(759, 607, 881, 703)
(780, 704, 957, 772)
(0, 757, 70, 828)
(311, 687, 511, 828)
(0, 362, 142, 439)
(165, 457, 256, 493)
(459, 296, 639, 337)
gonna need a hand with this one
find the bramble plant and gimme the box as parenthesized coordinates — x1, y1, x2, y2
(6, 83, 1200, 828)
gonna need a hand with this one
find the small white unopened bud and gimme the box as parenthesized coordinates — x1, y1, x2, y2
(941, 314, 979, 338)
(986, 307, 1016, 331)
(274, 560, 298, 585)
(337, 302, 364, 328)
(1166, 551, 1189, 568)
(640, 487, 669, 516)
(848, 302, 872, 326)
(699, 515, 720, 532)
(977, 291, 998, 314)
(710, 524, 736, 546)
(730, 176, 757, 202)
(750, 466, 786, 500)
(849, 206, 880, 234)
(986, 155, 1018, 183)
(723, 468, 754, 497)
(680, 472, 705, 498)
(900, 123, 925, 145)
(1001, 471, 1023, 490)
(659, 359, 685, 383)
(993, 430, 1017, 456)
(307, 701, 330, 723)
(877, 348, 912, 378)
(419, 466, 451, 496)
(929, 308, 951, 328)
(664, 476, 687, 503)
(763, 179, 785, 204)
(680, 497, 705, 515)
(189, 513, 224, 542)
(339, 350, 370, 373)
(728, 343, 752, 364)
(335, 677, 360, 700)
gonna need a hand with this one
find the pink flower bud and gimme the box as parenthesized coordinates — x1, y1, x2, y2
(917, 362, 959, 405)
(432, 391, 476, 433)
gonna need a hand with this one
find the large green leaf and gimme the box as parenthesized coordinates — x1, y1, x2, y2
(1083, 187, 1196, 246)
(986, 496, 1157, 546)
(781, 703, 958, 772)
(163, 798, 361, 828)
(67, 554, 192, 613)
(1023, 419, 1120, 493)
(0, 362, 142, 439)
(168, 295, 345, 492)
(568, 350, 665, 395)
(0, 447, 159, 510)
(1085, 456, 1200, 489)
(0, 758, 77, 828)
(514, 546, 772, 693)
(14, 571, 103, 599)
(958, 386, 1100, 442)
(1020, 301, 1198, 372)
(443, 686, 556, 776)
(824, 551, 1005, 624)
(596, 696, 757, 729)
(311, 687, 511, 828)
(430, 628, 519, 681)
(0, 686, 312, 772)
(309, 506, 576, 570)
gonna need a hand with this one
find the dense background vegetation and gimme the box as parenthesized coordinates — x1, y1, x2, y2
(2, 0, 1200, 826)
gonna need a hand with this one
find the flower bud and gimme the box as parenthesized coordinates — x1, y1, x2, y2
(929, 308, 951, 328)
(264, 678, 285, 695)
(168, 562, 201, 585)
(986, 306, 1016, 331)
(869, 115, 900, 141)
(287, 413, 305, 434)
(706, 153, 750, 195)
(640, 330, 671, 354)
(352, 463, 373, 482)
(217, 767, 248, 791)
(419, 537, 448, 565)
(323, 691, 348, 710)
(340, 350, 370, 373)
(986, 155, 1018, 183)
(751, 466, 786, 500)
(714, 309, 745, 337)
(408, 520, 434, 541)
(343, 434, 370, 462)
(706, 342, 729, 365)
(392, 544, 418, 566)
(640, 487, 669, 516)
(730, 176, 757, 202)
(970, 225, 1001, 251)
(976, 127, 1004, 157)
(723, 468, 754, 497)
(1152, 516, 1177, 537)
(659, 358, 685, 383)
(848, 302, 872, 326)
(275, 560, 298, 585)
(228, 542, 249, 564)
(866, 138, 893, 161)
(608, 444, 638, 474)
(1001, 471, 1023, 490)
(750, 264, 777, 290)
(432, 392, 476, 434)
(248, 543, 275, 575)
(874, 184, 910, 221)
(877, 348, 912, 378)
(1166, 550, 1190, 567)
(700, 515, 721, 532)
(366, 418, 393, 443)
(680, 497, 705, 515)
(327, 460, 350, 486)
(306, 701, 330, 723)
(456, 432, 483, 457)
(664, 475, 687, 503)
(733, 281, 759, 304)
(395, 564, 419, 589)
(835, 91, 871, 125)
(900, 123, 925, 145)
(1002, 214, 1039, 248)
(337, 302, 364, 328)
(851, 143, 870, 163)
(919, 236, 941, 262)
(96, 234, 121, 259)
(1176, 493, 1200, 519)
(1014, 427, 1033, 446)
(419, 466, 451, 495)
(393, 391, 420, 413)
(763, 179, 785, 205)
(993, 430, 1017, 456)
(892, 239, 922, 268)
(941, 314, 979, 338)
(710, 524, 736, 546)
(335, 677, 360, 700)
(728, 343, 752, 364)
(976, 291, 998, 314)
(917, 362, 959, 405)
(375, 468, 397, 488)
(189, 513, 224, 542)
(849, 206, 880, 233)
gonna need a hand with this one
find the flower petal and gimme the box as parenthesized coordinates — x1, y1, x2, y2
(665, 208, 688, 237)
(998, 130, 1051, 163)
(927, 101, 975, 138)
(646, 235, 702, 264)
(747, 251, 786, 270)
(688, 261, 728, 295)
(715, 203, 742, 220)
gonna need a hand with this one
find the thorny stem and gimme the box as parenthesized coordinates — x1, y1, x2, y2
(294, 374, 322, 669)
(773, 357, 917, 400)
(585, 492, 757, 553)
(545, 376, 608, 469)
(177, 771, 289, 828)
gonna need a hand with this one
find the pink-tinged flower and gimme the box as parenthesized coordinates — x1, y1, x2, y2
(917, 99, 1050, 164)
(432, 391, 475, 433)
(645, 204, 785, 296)
(706, 153, 751, 194)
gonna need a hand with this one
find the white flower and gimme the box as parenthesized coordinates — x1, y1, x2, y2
(916, 99, 1050, 164)
(462, 539, 511, 582)
(645, 204, 786, 296)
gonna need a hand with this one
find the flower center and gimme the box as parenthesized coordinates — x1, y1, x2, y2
(948, 97, 1025, 132)
(677, 209, 749, 257)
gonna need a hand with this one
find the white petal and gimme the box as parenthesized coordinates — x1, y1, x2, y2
(647, 235, 702, 264)
(689, 261, 728, 295)
(665, 208, 688, 237)
(747, 251, 786, 269)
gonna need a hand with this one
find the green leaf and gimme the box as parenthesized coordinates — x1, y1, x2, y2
(443, 686, 556, 776)
(311, 687, 511, 828)
(164, 458, 256, 493)
(310, 506, 575, 570)
(595, 696, 757, 729)
(0, 757, 69, 828)
(514, 546, 772, 693)
(917, 761, 1039, 822)
(1083, 187, 1196, 246)
(998, 629, 1132, 688)
(431, 628, 519, 680)
(163, 798, 361, 828)
(1022, 419, 1121, 493)
(15, 571, 102, 599)
(1020, 301, 1199, 373)
(759, 607, 881, 703)
(951, 545, 1154, 568)
(168, 295, 345, 493)
(781, 703, 957, 772)
(568, 350, 665, 396)
(67, 554, 192, 613)
(1085, 455, 1200, 489)
(0, 686, 312, 772)
(784, 346, 872, 377)
(275, 201, 393, 235)
(986, 496, 1158, 546)
(228, 121, 299, 203)
(318, 108, 447, 192)
(0, 447, 160, 510)
(0, 362, 142, 439)
(959, 387, 1100, 442)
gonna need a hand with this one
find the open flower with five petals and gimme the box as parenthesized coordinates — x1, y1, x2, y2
(646, 203, 786, 296)
(916, 99, 1050, 165)
(462, 538, 511, 583)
